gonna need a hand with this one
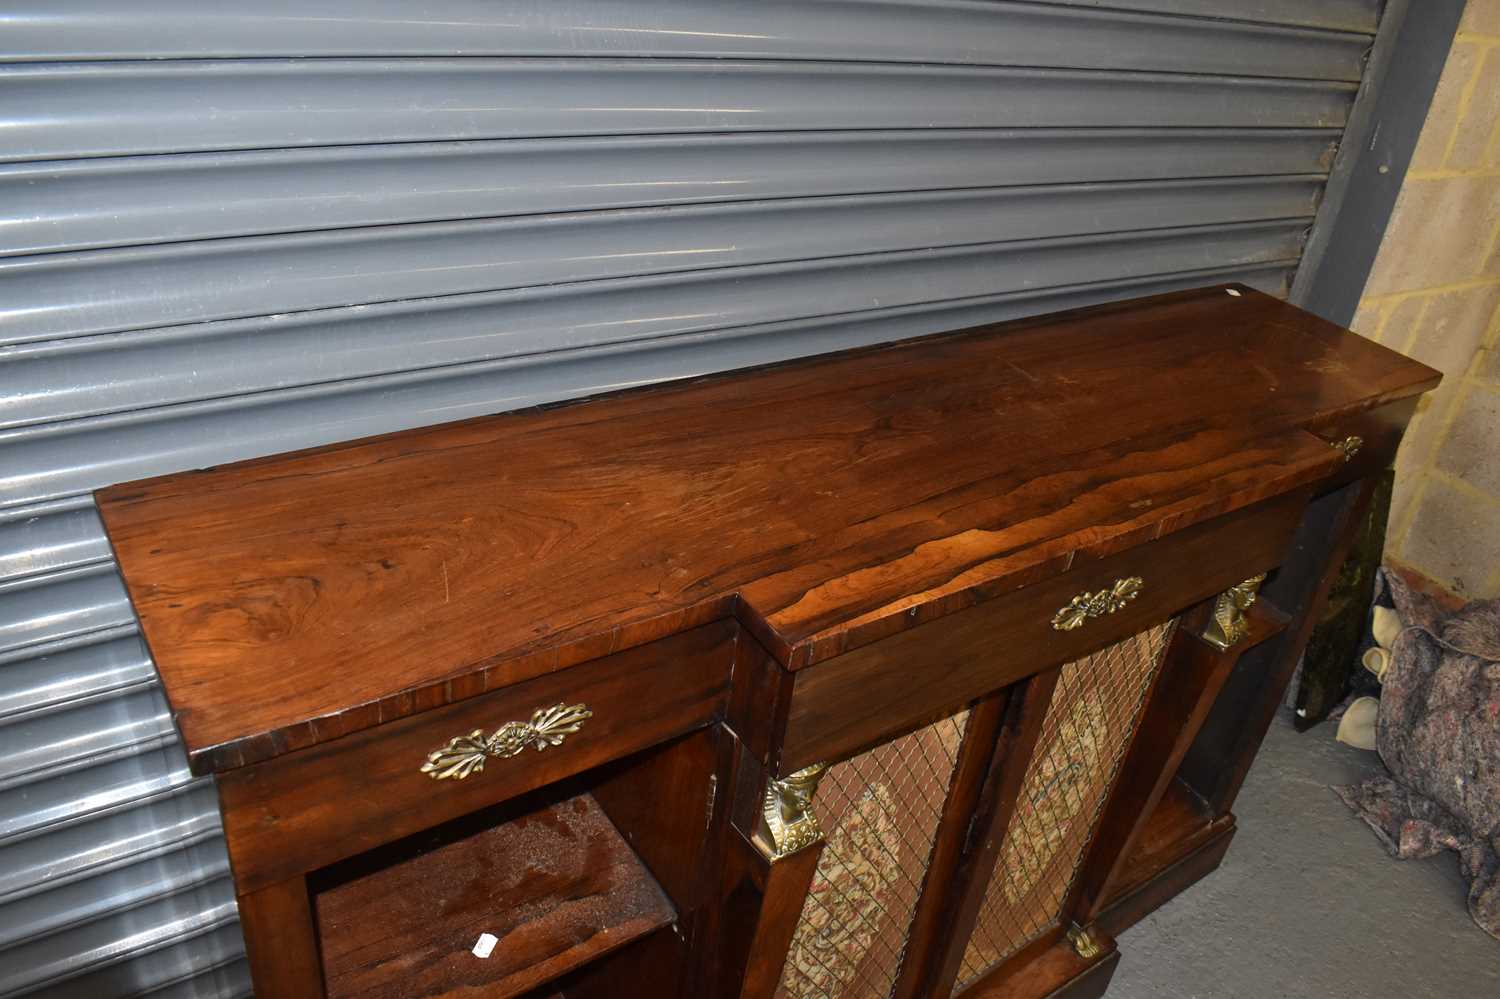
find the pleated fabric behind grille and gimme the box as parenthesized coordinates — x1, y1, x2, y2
(957, 622, 1178, 989)
(776, 710, 969, 999)
(0, 1, 1383, 994)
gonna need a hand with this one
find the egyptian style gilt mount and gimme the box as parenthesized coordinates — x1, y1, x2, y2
(1197, 574, 1266, 651)
(754, 762, 831, 860)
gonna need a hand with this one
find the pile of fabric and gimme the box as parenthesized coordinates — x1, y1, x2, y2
(1333, 570, 1500, 942)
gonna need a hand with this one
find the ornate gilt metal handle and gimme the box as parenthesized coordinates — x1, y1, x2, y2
(1331, 435, 1363, 462)
(1051, 577, 1144, 631)
(420, 702, 592, 781)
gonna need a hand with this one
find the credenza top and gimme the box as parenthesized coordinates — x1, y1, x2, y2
(97, 285, 1438, 773)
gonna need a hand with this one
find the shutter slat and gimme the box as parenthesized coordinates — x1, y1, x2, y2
(0, 60, 1358, 163)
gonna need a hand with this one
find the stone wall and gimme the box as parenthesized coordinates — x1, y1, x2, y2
(1351, 0, 1500, 598)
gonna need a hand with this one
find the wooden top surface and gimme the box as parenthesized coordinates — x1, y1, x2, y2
(97, 286, 1439, 773)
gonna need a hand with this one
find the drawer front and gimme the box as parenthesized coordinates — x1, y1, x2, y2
(219, 621, 734, 894)
(779, 492, 1305, 773)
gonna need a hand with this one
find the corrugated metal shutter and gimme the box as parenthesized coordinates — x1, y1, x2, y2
(0, 1, 1380, 994)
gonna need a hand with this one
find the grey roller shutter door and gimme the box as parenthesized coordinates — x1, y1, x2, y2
(0, 2, 1381, 995)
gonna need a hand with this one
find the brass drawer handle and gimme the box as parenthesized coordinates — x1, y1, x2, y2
(420, 702, 593, 781)
(1051, 577, 1144, 631)
(1331, 435, 1363, 462)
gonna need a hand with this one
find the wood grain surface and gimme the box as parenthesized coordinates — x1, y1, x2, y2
(315, 792, 673, 999)
(777, 490, 1303, 772)
(217, 623, 731, 893)
(96, 285, 1439, 773)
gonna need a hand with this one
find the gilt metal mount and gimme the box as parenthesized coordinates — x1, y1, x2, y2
(1198, 574, 1266, 651)
(420, 702, 592, 781)
(1051, 577, 1144, 631)
(1067, 924, 1103, 960)
(1331, 435, 1363, 462)
(755, 762, 831, 860)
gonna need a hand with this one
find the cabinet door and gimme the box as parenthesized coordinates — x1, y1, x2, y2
(953, 623, 1176, 991)
(774, 707, 974, 999)
(767, 619, 1182, 999)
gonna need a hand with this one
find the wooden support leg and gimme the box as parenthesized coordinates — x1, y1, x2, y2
(717, 831, 824, 999)
(238, 876, 324, 998)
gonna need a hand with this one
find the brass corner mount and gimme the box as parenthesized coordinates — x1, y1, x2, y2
(1067, 924, 1104, 960)
(1198, 574, 1267, 651)
(1331, 435, 1363, 462)
(756, 762, 831, 860)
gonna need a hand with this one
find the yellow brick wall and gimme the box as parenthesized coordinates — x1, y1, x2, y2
(1351, 0, 1500, 598)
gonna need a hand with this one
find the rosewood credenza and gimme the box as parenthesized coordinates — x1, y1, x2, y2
(95, 285, 1438, 998)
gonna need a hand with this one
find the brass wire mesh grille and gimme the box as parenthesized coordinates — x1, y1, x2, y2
(775, 709, 970, 999)
(956, 621, 1177, 989)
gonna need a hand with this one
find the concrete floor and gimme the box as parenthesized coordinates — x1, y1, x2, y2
(1109, 711, 1500, 998)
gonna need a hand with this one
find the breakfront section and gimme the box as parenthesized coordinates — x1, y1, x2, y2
(719, 487, 1310, 999)
(96, 286, 1437, 998)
